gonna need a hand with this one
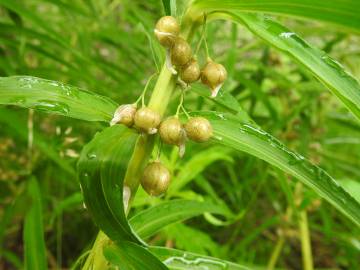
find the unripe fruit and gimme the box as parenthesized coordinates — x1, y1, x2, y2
(141, 162, 171, 196)
(171, 37, 192, 67)
(159, 117, 186, 145)
(110, 104, 137, 127)
(154, 16, 180, 47)
(180, 59, 200, 84)
(185, 117, 212, 142)
(201, 61, 227, 97)
(134, 107, 161, 134)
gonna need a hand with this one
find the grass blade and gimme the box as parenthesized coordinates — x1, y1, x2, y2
(213, 13, 360, 121)
(23, 178, 48, 270)
(129, 199, 230, 239)
(194, 111, 360, 226)
(0, 76, 118, 122)
(191, 0, 360, 33)
(104, 242, 168, 270)
(150, 246, 251, 270)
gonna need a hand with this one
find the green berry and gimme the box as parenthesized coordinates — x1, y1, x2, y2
(154, 16, 180, 47)
(141, 162, 171, 196)
(185, 117, 212, 142)
(134, 107, 161, 134)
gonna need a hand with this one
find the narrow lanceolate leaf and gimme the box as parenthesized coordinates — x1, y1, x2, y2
(23, 178, 47, 270)
(150, 247, 251, 270)
(216, 13, 360, 121)
(130, 200, 231, 239)
(190, 0, 360, 33)
(78, 126, 142, 244)
(104, 242, 168, 270)
(0, 76, 118, 122)
(194, 111, 360, 226)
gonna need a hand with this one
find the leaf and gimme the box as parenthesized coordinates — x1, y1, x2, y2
(212, 13, 360, 121)
(150, 246, 251, 270)
(194, 111, 360, 226)
(169, 146, 233, 193)
(162, 0, 171, 16)
(164, 223, 221, 257)
(104, 242, 168, 270)
(0, 76, 118, 122)
(129, 199, 230, 239)
(77, 125, 142, 244)
(23, 178, 47, 270)
(191, 83, 254, 124)
(190, 0, 360, 33)
(340, 179, 360, 203)
(161, 0, 177, 16)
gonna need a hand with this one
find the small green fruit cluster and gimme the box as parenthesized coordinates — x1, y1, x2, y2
(159, 116, 212, 145)
(154, 16, 227, 97)
(155, 16, 200, 84)
(140, 116, 212, 197)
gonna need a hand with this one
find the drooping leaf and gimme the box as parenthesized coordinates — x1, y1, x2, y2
(190, 0, 360, 33)
(194, 111, 360, 226)
(77, 125, 142, 244)
(23, 178, 47, 270)
(211, 13, 360, 121)
(150, 246, 251, 270)
(0, 76, 118, 122)
(129, 199, 231, 239)
(104, 242, 168, 270)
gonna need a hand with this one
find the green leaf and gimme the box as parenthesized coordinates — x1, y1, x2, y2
(150, 246, 251, 270)
(23, 178, 47, 270)
(191, 83, 253, 122)
(77, 125, 142, 244)
(162, 0, 171, 16)
(0, 76, 118, 122)
(169, 146, 233, 193)
(212, 13, 360, 121)
(104, 242, 168, 270)
(191, 0, 360, 33)
(129, 199, 230, 239)
(195, 111, 360, 226)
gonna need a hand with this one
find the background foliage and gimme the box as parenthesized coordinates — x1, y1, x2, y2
(0, 0, 360, 269)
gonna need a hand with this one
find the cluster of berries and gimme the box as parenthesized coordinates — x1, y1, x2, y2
(111, 104, 212, 196)
(112, 15, 226, 196)
(155, 16, 227, 97)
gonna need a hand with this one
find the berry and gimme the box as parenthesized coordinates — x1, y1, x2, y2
(159, 117, 186, 145)
(141, 162, 171, 196)
(110, 104, 137, 127)
(201, 61, 227, 97)
(171, 37, 192, 67)
(134, 107, 161, 134)
(154, 16, 180, 47)
(180, 59, 200, 84)
(184, 117, 212, 142)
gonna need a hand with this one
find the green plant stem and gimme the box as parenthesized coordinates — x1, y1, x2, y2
(299, 210, 314, 270)
(80, 18, 197, 270)
(266, 235, 285, 270)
